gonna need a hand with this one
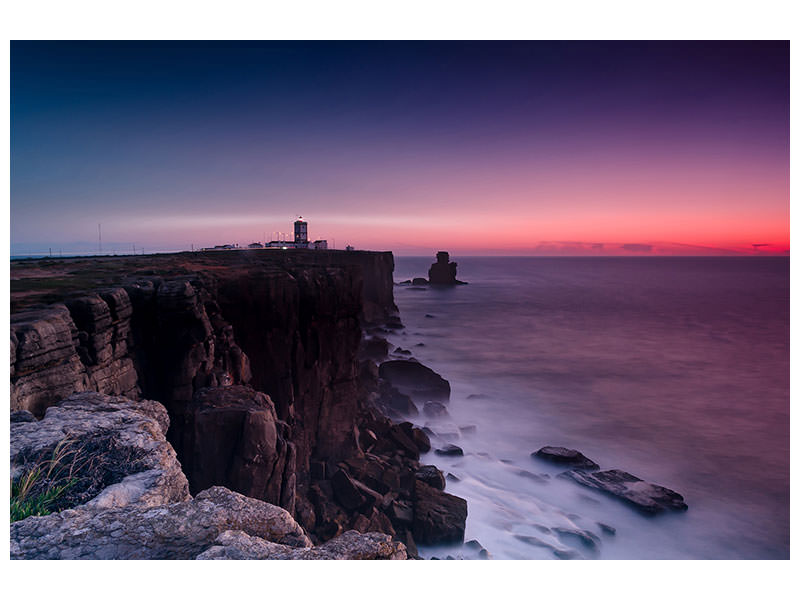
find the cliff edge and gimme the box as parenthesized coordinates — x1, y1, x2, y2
(9, 249, 466, 558)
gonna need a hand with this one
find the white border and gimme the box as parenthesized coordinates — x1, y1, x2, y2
(2, 2, 795, 598)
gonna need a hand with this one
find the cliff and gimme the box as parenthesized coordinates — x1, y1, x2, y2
(9, 249, 465, 557)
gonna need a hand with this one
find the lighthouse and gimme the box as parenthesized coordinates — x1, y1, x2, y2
(294, 217, 309, 248)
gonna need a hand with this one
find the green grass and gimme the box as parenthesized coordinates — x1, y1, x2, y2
(10, 431, 150, 523)
(10, 439, 81, 522)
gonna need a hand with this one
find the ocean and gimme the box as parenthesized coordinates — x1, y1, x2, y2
(389, 256, 789, 559)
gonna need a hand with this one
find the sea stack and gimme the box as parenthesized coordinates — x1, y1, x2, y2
(428, 251, 465, 285)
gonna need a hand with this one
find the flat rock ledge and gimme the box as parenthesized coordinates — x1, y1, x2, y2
(10, 486, 312, 559)
(198, 529, 406, 560)
(11, 391, 190, 509)
(560, 469, 688, 514)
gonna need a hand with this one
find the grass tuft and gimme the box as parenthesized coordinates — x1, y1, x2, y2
(10, 431, 149, 523)
(10, 439, 82, 522)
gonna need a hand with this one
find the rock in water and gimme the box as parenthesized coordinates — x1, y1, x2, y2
(428, 251, 463, 285)
(532, 446, 600, 470)
(435, 443, 464, 456)
(560, 469, 688, 514)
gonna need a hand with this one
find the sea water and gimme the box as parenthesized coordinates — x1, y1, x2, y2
(389, 256, 789, 559)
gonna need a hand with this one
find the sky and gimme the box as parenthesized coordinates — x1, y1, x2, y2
(10, 41, 789, 256)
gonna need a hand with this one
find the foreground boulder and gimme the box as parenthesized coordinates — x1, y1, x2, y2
(378, 360, 451, 403)
(198, 529, 406, 560)
(11, 392, 189, 509)
(10, 486, 311, 559)
(532, 446, 599, 470)
(560, 469, 688, 514)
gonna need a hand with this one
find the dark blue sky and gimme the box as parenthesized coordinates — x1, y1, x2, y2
(11, 41, 789, 255)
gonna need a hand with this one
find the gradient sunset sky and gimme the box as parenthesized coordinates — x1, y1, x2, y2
(10, 41, 789, 256)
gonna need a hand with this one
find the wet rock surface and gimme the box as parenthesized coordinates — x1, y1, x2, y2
(435, 443, 464, 456)
(533, 446, 600, 470)
(561, 469, 688, 514)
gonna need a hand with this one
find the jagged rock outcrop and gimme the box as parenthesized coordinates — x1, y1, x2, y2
(181, 386, 295, 512)
(10, 301, 136, 416)
(428, 251, 465, 285)
(11, 391, 189, 509)
(560, 469, 688, 514)
(412, 480, 468, 544)
(197, 529, 406, 560)
(10, 487, 311, 560)
(125, 278, 253, 445)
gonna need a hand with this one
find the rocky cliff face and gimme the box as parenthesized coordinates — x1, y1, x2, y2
(11, 392, 405, 560)
(9, 250, 466, 556)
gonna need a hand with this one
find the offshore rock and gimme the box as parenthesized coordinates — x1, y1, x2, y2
(379, 360, 451, 403)
(180, 385, 295, 511)
(197, 529, 406, 560)
(10, 486, 311, 560)
(10, 391, 189, 509)
(560, 469, 688, 514)
(533, 446, 600, 470)
(428, 251, 465, 285)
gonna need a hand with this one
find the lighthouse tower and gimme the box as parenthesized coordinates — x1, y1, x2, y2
(294, 217, 309, 248)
